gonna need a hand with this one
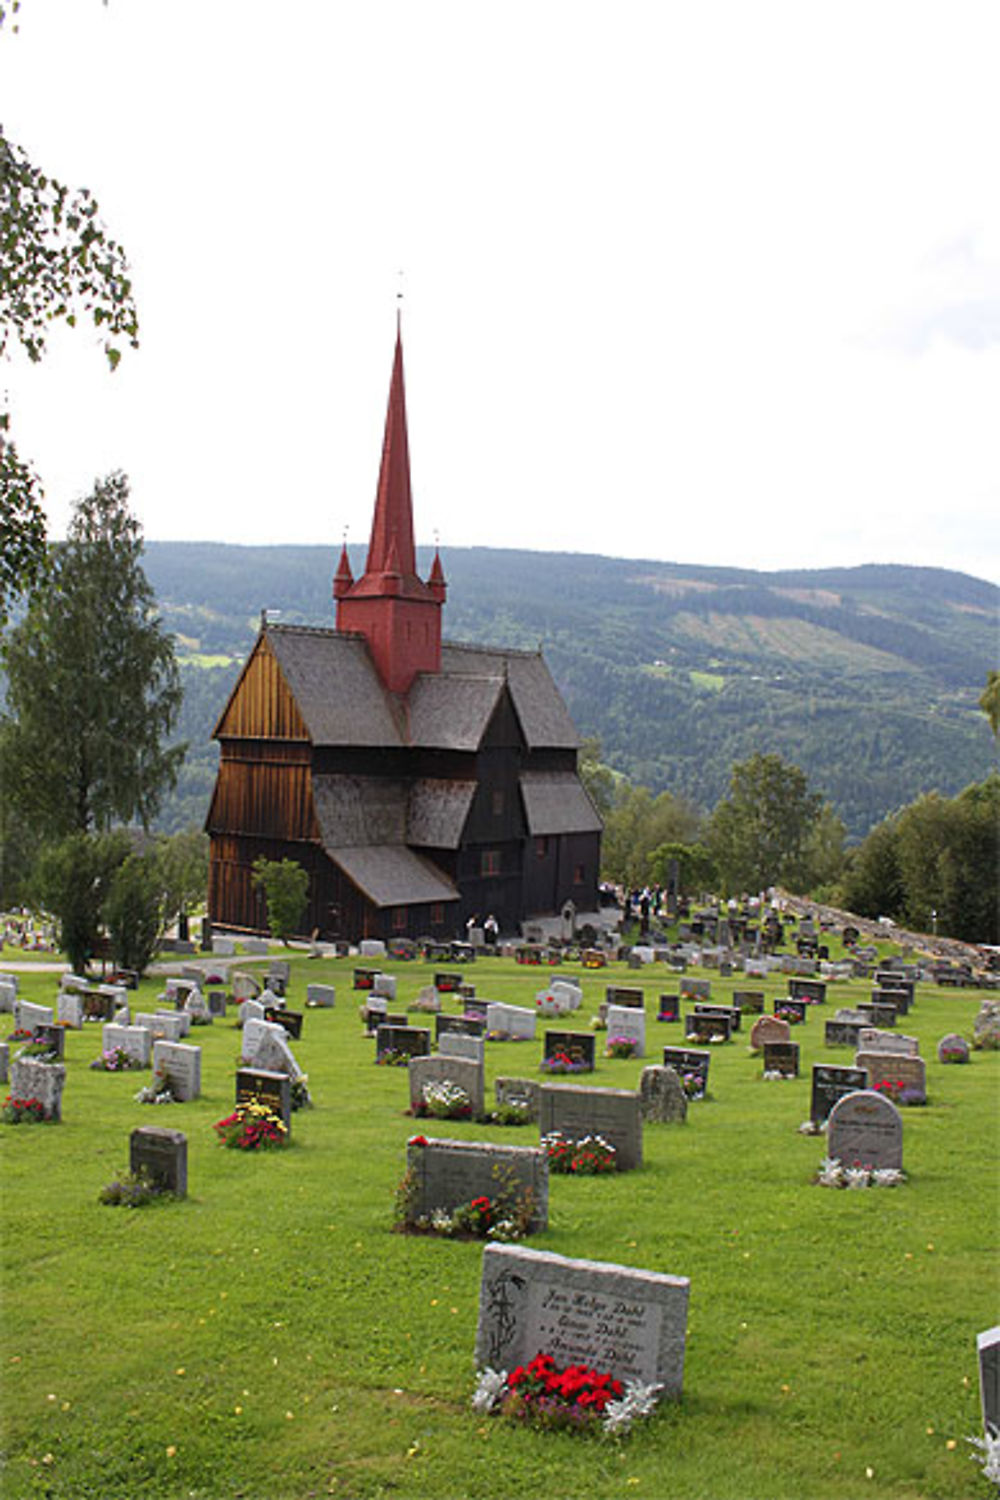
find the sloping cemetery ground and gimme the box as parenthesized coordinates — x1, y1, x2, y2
(0, 948, 995, 1500)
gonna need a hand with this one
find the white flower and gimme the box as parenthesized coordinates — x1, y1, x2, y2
(816, 1158, 844, 1188)
(430, 1208, 453, 1232)
(872, 1168, 905, 1188)
(487, 1218, 518, 1241)
(602, 1380, 663, 1435)
(471, 1367, 507, 1413)
(967, 1426, 1000, 1484)
(844, 1166, 870, 1189)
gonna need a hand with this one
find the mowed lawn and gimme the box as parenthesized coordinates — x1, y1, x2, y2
(0, 950, 996, 1500)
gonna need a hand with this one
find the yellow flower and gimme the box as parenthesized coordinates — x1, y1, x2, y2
(166, 1445, 177, 1458)
(946, 1439, 957, 1450)
(234, 1406, 243, 1415)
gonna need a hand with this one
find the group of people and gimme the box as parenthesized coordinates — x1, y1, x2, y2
(465, 913, 500, 947)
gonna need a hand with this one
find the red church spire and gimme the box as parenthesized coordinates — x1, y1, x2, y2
(335, 321, 446, 694)
(366, 325, 418, 581)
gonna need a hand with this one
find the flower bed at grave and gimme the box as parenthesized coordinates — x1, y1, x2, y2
(762, 1069, 795, 1081)
(539, 1051, 589, 1075)
(90, 1046, 144, 1072)
(412, 1080, 472, 1120)
(605, 1034, 639, 1059)
(872, 1078, 926, 1107)
(814, 1157, 906, 1189)
(472, 1353, 662, 1436)
(213, 1100, 288, 1151)
(17, 1037, 60, 1061)
(543, 1131, 617, 1174)
(938, 1045, 969, 1063)
(375, 1047, 411, 1066)
(680, 1071, 706, 1100)
(1, 1095, 50, 1125)
(395, 1148, 536, 1240)
(98, 1168, 175, 1209)
(490, 1100, 532, 1126)
(134, 1069, 175, 1105)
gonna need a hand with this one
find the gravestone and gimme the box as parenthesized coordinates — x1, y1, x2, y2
(307, 983, 336, 1008)
(238, 997, 266, 1029)
(436, 1014, 486, 1042)
(363, 996, 388, 1032)
(0, 1042, 7, 1084)
(56, 992, 84, 1030)
(476, 1243, 690, 1396)
(657, 994, 680, 1022)
(486, 1003, 536, 1040)
(606, 1005, 646, 1057)
(353, 968, 377, 991)
(789, 978, 826, 1004)
(855, 1051, 927, 1102)
(376, 1024, 431, 1061)
(811, 1063, 867, 1123)
(750, 1015, 791, 1049)
(0, 978, 16, 1013)
(763, 1041, 800, 1077)
(102, 1023, 151, 1068)
(978, 1326, 1000, 1437)
(405, 1137, 548, 1231)
(250, 1025, 302, 1079)
(212, 936, 236, 957)
(639, 1065, 687, 1123)
(264, 1007, 303, 1040)
(857, 1001, 898, 1028)
(13, 1000, 54, 1034)
(372, 973, 397, 1001)
(538, 1083, 642, 1170)
(161, 1009, 192, 1038)
(694, 1002, 741, 1033)
(873, 986, 910, 1016)
(242, 937, 269, 956)
(773, 998, 807, 1025)
(232, 972, 261, 1002)
(733, 990, 765, 1015)
(359, 939, 386, 958)
(10, 1057, 66, 1120)
(129, 1126, 187, 1195)
(972, 1001, 1000, 1050)
(536, 986, 572, 1018)
(662, 1047, 710, 1097)
(434, 971, 462, 993)
(236, 1067, 292, 1131)
(151, 1041, 201, 1102)
(542, 1031, 596, 1071)
(135, 1012, 185, 1043)
(827, 1089, 903, 1170)
(207, 991, 228, 1018)
(184, 991, 212, 1023)
(463, 998, 490, 1022)
(550, 979, 583, 1010)
(439, 1032, 486, 1065)
(267, 960, 291, 996)
(685, 1012, 731, 1044)
(679, 977, 711, 1001)
(605, 986, 645, 1009)
(495, 1076, 541, 1120)
(936, 1033, 970, 1064)
(858, 1029, 919, 1056)
(410, 1053, 485, 1118)
(825, 1016, 867, 1047)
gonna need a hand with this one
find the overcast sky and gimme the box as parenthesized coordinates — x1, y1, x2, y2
(3, 1, 999, 585)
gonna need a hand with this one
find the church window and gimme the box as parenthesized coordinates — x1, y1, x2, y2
(481, 849, 501, 877)
(392, 906, 408, 931)
(573, 864, 585, 885)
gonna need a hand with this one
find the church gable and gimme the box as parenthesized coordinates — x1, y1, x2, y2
(214, 635, 310, 742)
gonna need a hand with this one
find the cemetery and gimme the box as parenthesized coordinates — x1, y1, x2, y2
(0, 938, 996, 1499)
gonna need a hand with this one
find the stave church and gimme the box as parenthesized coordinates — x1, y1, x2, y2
(206, 325, 602, 942)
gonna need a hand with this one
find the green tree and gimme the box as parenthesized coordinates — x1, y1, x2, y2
(980, 670, 1000, 740)
(104, 849, 164, 975)
(600, 783, 701, 888)
(251, 857, 309, 944)
(0, 7, 139, 620)
(798, 801, 847, 894)
(33, 829, 130, 974)
(578, 736, 617, 818)
(649, 840, 717, 897)
(1, 473, 184, 838)
(156, 829, 209, 938)
(708, 752, 822, 895)
(839, 816, 905, 921)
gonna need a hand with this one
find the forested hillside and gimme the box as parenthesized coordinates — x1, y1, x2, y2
(142, 543, 998, 839)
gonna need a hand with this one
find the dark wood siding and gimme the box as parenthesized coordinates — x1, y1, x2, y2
(216, 639, 310, 740)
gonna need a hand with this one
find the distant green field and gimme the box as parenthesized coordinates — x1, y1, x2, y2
(1, 951, 994, 1499)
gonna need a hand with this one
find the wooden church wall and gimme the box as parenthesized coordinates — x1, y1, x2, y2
(209, 748, 317, 843)
(216, 641, 310, 741)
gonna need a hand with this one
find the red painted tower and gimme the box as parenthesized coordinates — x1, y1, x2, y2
(334, 324, 446, 694)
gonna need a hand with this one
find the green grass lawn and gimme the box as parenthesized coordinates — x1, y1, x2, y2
(1, 951, 997, 1500)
